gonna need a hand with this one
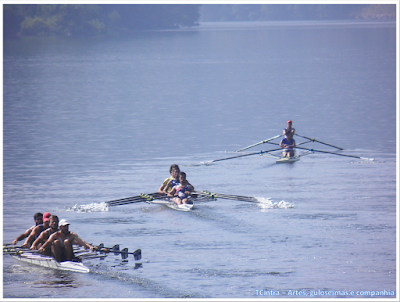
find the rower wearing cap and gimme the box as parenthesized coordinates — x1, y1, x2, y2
(283, 120, 295, 139)
(39, 219, 94, 262)
(22, 212, 51, 248)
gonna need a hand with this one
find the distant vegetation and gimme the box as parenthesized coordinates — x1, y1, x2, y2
(200, 4, 396, 22)
(3, 4, 396, 39)
(3, 4, 201, 38)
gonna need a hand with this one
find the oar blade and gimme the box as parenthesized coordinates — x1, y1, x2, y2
(121, 248, 129, 260)
(111, 244, 120, 255)
(133, 249, 142, 261)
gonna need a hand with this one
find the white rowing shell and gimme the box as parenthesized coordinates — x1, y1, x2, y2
(146, 199, 194, 211)
(11, 252, 90, 273)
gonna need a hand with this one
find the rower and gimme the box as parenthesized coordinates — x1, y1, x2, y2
(11, 213, 43, 245)
(159, 164, 194, 194)
(167, 172, 194, 205)
(158, 164, 180, 193)
(283, 120, 295, 139)
(30, 215, 60, 255)
(279, 136, 296, 158)
(38, 219, 94, 262)
(22, 212, 51, 248)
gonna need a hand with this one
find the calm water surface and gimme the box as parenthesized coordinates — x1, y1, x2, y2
(2, 21, 397, 299)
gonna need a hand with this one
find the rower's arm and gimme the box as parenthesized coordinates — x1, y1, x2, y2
(158, 178, 170, 193)
(22, 227, 39, 247)
(163, 179, 174, 194)
(167, 186, 176, 197)
(31, 230, 48, 250)
(12, 227, 33, 244)
(30, 234, 43, 250)
(187, 181, 194, 192)
(74, 236, 94, 251)
(39, 233, 56, 251)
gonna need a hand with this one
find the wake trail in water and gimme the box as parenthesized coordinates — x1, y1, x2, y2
(63, 202, 110, 212)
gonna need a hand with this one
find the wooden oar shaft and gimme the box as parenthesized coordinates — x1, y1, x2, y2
(295, 134, 343, 150)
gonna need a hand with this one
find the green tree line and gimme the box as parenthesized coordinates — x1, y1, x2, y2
(200, 4, 396, 22)
(3, 4, 201, 38)
(4, 4, 395, 39)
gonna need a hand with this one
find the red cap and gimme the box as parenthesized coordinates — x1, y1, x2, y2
(43, 212, 51, 222)
(287, 120, 292, 124)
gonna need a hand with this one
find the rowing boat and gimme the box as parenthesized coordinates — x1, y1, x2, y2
(10, 252, 90, 273)
(276, 156, 300, 164)
(145, 198, 194, 211)
(198, 133, 372, 166)
(5, 243, 141, 273)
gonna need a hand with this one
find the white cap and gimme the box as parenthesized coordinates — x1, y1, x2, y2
(59, 219, 70, 227)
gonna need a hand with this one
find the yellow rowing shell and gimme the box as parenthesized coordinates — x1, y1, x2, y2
(276, 156, 300, 164)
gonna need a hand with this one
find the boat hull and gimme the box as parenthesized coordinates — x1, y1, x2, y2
(11, 252, 90, 273)
(146, 198, 194, 211)
(276, 156, 300, 164)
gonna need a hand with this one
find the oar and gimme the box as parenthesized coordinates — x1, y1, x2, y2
(294, 146, 373, 160)
(195, 191, 260, 203)
(236, 134, 283, 152)
(106, 193, 161, 206)
(3, 244, 25, 249)
(106, 195, 147, 206)
(93, 244, 120, 255)
(93, 246, 142, 261)
(3, 247, 41, 255)
(295, 134, 343, 150)
(200, 148, 283, 165)
(123, 248, 142, 261)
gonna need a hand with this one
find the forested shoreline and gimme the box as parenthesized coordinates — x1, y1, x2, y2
(3, 4, 201, 38)
(3, 4, 396, 39)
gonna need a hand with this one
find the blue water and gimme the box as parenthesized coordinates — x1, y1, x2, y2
(2, 20, 397, 299)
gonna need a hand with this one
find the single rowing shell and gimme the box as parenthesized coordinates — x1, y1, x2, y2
(276, 156, 300, 164)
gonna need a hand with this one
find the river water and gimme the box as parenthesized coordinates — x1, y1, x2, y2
(2, 20, 397, 299)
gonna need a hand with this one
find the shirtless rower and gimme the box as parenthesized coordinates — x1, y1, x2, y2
(22, 212, 51, 248)
(38, 219, 94, 262)
(11, 213, 43, 245)
(30, 215, 59, 255)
